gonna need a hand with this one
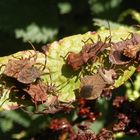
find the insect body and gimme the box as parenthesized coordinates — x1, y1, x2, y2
(3, 58, 41, 84)
(123, 44, 140, 58)
(67, 36, 110, 71)
(23, 81, 47, 102)
(80, 67, 116, 100)
(109, 33, 140, 65)
(66, 51, 86, 71)
(80, 74, 106, 100)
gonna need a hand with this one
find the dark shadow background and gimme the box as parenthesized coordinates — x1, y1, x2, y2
(1, 0, 140, 56)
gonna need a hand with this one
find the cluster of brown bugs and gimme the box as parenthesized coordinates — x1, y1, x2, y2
(0, 46, 62, 113)
(70, 32, 140, 100)
(65, 32, 117, 100)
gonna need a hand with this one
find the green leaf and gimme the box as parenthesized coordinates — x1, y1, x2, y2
(0, 118, 13, 132)
(15, 23, 58, 43)
(0, 26, 139, 110)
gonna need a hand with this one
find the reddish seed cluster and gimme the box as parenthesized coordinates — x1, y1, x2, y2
(49, 118, 70, 131)
(113, 113, 129, 132)
(77, 98, 100, 122)
(97, 128, 114, 140)
(49, 118, 76, 140)
(75, 131, 97, 140)
(112, 96, 126, 108)
(112, 96, 140, 136)
(75, 127, 114, 140)
(49, 117, 115, 140)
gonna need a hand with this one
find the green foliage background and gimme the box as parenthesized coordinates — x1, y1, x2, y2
(0, 0, 140, 139)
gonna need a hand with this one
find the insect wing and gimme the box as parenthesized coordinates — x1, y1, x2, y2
(80, 75, 106, 100)
(4, 59, 31, 78)
(17, 66, 40, 84)
(24, 82, 48, 102)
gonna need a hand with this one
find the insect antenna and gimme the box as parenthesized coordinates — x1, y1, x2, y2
(60, 51, 75, 61)
(107, 20, 112, 43)
(128, 77, 134, 86)
(28, 41, 38, 61)
(41, 51, 47, 71)
(97, 34, 101, 42)
(0, 98, 9, 108)
(28, 41, 49, 72)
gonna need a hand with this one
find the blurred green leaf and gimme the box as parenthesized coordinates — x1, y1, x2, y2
(58, 2, 72, 14)
(126, 73, 140, 101)
(118, 9, 140, 23)
(0, 110, 31, 127)
(93, 18, 128, 29)
(0, 118, 13, 132)
(90, 98, 109, 133)
(12, 131, 27, 140)
(15, 23, 58, 43)
(88, 0, 122, 19)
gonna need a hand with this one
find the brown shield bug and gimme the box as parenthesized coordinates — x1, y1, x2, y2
(80, 67, 116, 100)
(21, 79, 61, 113)
(3, 44, 47, 84)
(66, 36, 111, 71)
(80, 74, 106, 100)
(23, 81, 48, 102)
(3, 58, 41, 84)
(17, 65, 41, 84)
(109, 33, 140, 65)
(3, 58, 32, 79)
(23, 80, 59, 103)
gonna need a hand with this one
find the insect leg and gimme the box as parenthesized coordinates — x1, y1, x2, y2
(82, 38, 94, 44)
